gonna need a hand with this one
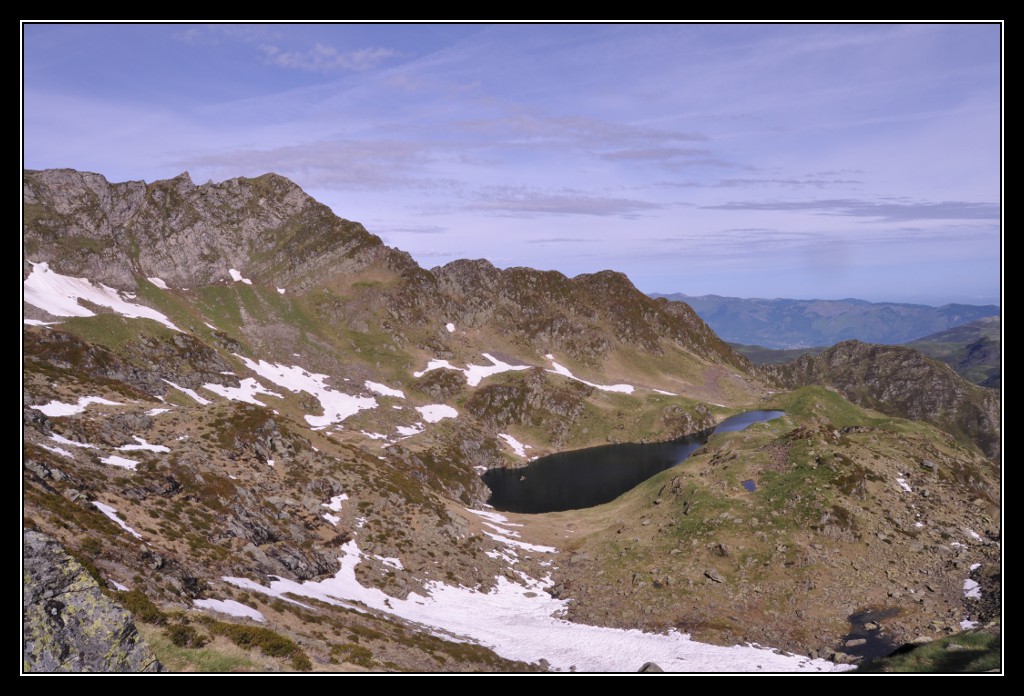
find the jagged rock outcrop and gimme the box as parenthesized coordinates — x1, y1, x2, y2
(24, 168, 416, 290)
(760, 341, 1000, 460)
(23, 529, 161, 672)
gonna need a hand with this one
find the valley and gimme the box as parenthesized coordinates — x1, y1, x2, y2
(22, 170, 1001, 673)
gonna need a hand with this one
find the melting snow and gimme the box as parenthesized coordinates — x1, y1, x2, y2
(224, 536, 845, 672)
(323, 494, 348, 512)
(92, 502, 143, 539)
(416, 404, 458, 423)
(373, 555, 404, 570)
(100, 455, 139, 470)
(396, 424, 425, 438)
(366, 381, 406, 398)
(49, 434, 95, 449)
(194, 599, 265, 622)
(163, 379, 212, 405)
(39, 444, 75, 459)
(228, 268, 252, 285)
(146, 407, 171, 416)
(34, 396, 122, 417)
(361, 431, 389, 441)
(118, 436, 170, 453)
(963, 579, 981, 599)
(234, 355, 377, 427)
(498, 433, 530, 458)
(545, 356, 634, 394)
(146, 277, 169, 290)
(24, 261, 181, 331)
(323, 513, 341, 526)
(24, 318, 60, 326)
(467, 509, 523, 527)
(446, 322, 455, 333)
(960, 619, 979, 630)
(202, 377, 283, 406)
(414, 354, 532, 387)
(896, 477, 913, 493)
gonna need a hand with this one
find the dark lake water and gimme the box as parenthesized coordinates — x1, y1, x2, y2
(482, 410, 784, 514)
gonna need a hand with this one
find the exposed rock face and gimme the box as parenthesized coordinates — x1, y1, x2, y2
(23, 168, 415, 290)
(23, 529, 161, 673)
(760, 341, 1000, 460)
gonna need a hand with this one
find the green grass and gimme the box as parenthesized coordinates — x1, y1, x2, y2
(856, 629, 1001, 673)
(142, 629, 269, 673)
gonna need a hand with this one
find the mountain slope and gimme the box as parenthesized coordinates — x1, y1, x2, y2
(904, 317, 1001, 389)
(758, 341, 1001, 461)
(23, 169, 1000, 672)
(652, 293, 998, 349)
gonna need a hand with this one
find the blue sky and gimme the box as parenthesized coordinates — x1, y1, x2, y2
(22, 22, 1002, 305)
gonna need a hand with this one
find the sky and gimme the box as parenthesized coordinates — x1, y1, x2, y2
(22, 22, 1002, 305)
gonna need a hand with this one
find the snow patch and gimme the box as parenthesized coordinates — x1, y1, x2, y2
(396, 424, 425, 438)
(361, 431, 389, 441)
(323, 513, 341, 526)
(146, 277, 169, 290)
(446, 322, 455, 333)
(323, 494, 348, 512)
(146, 407, 171, 416)
(24, 261, 181, 331)
(202, 377, 283, 406)
(970, 563, 982, 571)
(373, 556, 404, 570)
(235, 355, 377, 427)
(963, 579, 981, 599)
(39, 444, 75, 459)
(194, 599, 265, 622)
(967, 529, 983, 542)
(50, 434, 95, 449)
(896, 477, 913, 493)
(100, 455, 139, 470)
(34, 396, 122, 417)
(228, 268, 252, 285)
(652, 388, 676, 396)
(414, 353, 532, 387)
(118, 437, 170, 453)
(111, 580, 130, 591)
(416, 404, 458, 423)
(92, 502, 143, 539)
(277, 287, 286, 295)
(163, 379, 212, 405)
(24, 318, 60, 326)
(498, 433, 530, 458)
(365, 381, 405, 398)
(960, 619, 979, 630)
(224, 537, 846, 672)
(545, 356, 634, 394)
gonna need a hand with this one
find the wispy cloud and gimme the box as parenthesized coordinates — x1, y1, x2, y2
(526, 237, 598, 244)
(703, 198, 999, 222)
(260, 43, 399, 72)
(464, 186, 662, 218)
(179, 139, 455, 191)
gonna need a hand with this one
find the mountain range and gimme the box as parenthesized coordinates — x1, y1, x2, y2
(22, 170, 1001, 673)
(651, 293, 999, 350)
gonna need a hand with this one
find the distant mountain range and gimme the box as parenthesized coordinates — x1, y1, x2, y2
(651, 293, 999, 349)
